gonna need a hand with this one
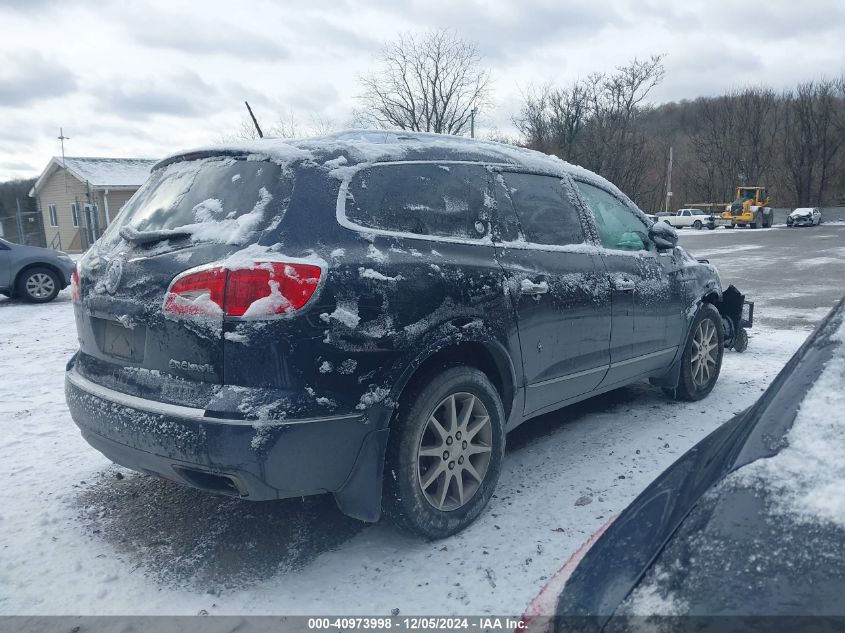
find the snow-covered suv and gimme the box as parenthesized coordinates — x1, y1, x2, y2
(65, 131, 730, 538)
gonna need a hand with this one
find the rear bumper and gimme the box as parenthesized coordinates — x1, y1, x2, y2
(65, 364, 381, 505)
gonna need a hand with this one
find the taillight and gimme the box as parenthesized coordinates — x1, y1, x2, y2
(163, 262, 322, 319)
(70, 267, 81, 303)
(163, 267, 227, 316)
(225, 263, 321, 316)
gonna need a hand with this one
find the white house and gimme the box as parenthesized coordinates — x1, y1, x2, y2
(29, 156, 158, 252)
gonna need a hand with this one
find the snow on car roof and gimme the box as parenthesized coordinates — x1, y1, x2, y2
(157, 129, 623, 196)
(157, 130, 648, 223)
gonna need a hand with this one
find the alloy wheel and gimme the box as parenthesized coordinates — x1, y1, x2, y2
(26, 273, 55, 299)
(416, 392, 493, 512)
(691, 318, 718, 387)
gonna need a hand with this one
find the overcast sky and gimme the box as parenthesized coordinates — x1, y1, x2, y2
(0, 0, 843, 181)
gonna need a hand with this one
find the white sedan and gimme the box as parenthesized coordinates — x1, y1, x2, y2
(787, 207, 822, 227)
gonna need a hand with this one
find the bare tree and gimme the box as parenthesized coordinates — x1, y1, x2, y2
(685, 88, 780, 203)
(514, 55, 665, 204)
(357, 29, 491, 135)
(219, 108, 336, 142)
(779, 78, 845, 206)
(219, 116, 263, 141)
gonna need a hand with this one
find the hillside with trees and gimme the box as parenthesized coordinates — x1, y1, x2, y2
(515, 61, 845, 211)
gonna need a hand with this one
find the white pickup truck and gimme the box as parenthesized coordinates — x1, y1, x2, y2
(656, 208, 716, 230)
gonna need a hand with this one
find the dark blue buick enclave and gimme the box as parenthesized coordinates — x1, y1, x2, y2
(65, 131, 745, 538)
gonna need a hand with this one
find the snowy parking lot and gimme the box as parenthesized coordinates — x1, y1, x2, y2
(1, 224, 843, 616)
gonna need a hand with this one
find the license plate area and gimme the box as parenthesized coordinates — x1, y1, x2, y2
(98, 318, 146, 363)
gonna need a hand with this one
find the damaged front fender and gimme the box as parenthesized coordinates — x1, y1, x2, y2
(715, 284, 753, 350)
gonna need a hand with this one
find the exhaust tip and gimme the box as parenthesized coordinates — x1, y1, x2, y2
(172, 466, 246, 497)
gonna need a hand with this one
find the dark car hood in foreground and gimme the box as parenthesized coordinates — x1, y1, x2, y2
(556, 298, 845, 628)
(610, 477, 845, 619)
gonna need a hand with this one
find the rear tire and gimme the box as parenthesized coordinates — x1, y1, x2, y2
(16, 267, 60, 303)
(667, 304, 724, 401)
(384, 366, 506, 539)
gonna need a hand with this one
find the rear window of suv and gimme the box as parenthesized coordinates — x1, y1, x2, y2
(102, 156, 293, 247)
(345, 163, 487, 239)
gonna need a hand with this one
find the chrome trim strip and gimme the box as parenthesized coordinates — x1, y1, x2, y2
(66, 367, 362, 426)
(609, 346, 677, 369)
(529, 364, 608, 388)
(527, 346, 677, 389)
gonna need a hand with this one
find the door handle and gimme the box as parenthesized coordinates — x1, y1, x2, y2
(520, 279, 549, 295)
(615, 278, 635, 293)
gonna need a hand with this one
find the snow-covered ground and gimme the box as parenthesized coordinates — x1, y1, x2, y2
(0, 296, 811, 616)
(1, 227, 841, 616)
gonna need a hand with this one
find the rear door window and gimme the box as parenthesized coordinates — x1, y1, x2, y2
(498, 172, 585, 246)
(345, 163, 487, 239)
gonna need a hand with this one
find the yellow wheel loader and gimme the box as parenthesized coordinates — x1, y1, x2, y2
(719, 186, 774, 229)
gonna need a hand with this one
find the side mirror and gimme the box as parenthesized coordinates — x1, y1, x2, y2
(648, 221, 678, 251)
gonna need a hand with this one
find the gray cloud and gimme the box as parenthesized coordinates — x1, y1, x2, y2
(654, 0, 845, 39)
(0, 159, 37, 172)
(96, 72, 221, 119)
(0, 0, 61, 13)
(83, 121, 157, 144)
(285, 83, 342, 114)
(133, 21, 289, 60)
(2, 0, 844, 183)
(355, 0, 629, 61)
(653, 46, 769, 102)
(0, 52, 78, 106)
(287, 19, 382, 56)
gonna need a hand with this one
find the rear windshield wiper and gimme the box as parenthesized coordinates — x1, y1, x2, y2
(119, 225, 193, 245)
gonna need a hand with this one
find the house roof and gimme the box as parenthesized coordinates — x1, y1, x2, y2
(29, 156, 158, 196)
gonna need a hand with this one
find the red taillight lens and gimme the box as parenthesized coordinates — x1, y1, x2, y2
(163, 267, 227, 316)
(70, 267, 81, 303)
(225, 263, 321, 317)
(163, 262, 321, 319)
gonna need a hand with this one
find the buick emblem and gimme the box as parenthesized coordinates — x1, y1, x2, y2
(104, 258, 124, 294)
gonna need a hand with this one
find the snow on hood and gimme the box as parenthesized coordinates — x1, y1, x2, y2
(731, 314, 845, 527)
(790, 208, 814, 217)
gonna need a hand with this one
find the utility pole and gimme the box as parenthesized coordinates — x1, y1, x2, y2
(664, 146, 673, 213)
(16, 198, 24, 244)
(58, 128, 70, 192)
(470, 108, 477, 139)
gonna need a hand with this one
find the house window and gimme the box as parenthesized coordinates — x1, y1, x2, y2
(48, 205, 58, 227)
(71, 203, 79, 227)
